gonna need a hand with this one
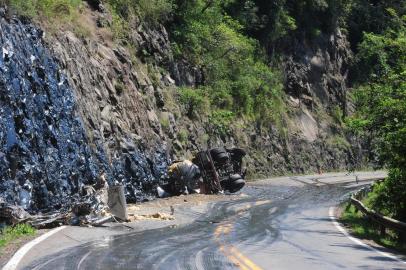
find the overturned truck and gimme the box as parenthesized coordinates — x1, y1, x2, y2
(158, 147, 246, 197)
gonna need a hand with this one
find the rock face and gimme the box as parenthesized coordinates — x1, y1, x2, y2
(0, 15, 99, 211)
(49, 31, 170, 203)
(0, 13, 169, 212)
(0, 4, 362, 212)
(283, 29, 351, 114)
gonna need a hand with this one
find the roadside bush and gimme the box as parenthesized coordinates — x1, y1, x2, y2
(348, 10, 406, 223)
(178, 87, 209, 118)
(365, 169, 406, 221)
(208, 110, 234, 138)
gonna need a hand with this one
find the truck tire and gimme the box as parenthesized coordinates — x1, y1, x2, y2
(229, 174, 242, 182)
(228, 148, 246, 157)
(228, 179, 245, 193)
(210, 148, 229, 164)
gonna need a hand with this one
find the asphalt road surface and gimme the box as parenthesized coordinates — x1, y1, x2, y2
(23, 172, 406, 270)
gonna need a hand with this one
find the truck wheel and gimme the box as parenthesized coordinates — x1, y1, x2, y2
(228, 148, 246, 157)
(229, 174, 242, 182)
(210, 147, 227, 156)
(228, 179, 245, 193)
(210, 148, 229, 164)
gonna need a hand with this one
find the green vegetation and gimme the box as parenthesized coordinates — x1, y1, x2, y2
(327, 135, 350, 150)
(208, 110, 235, 137)
(178, 87, 209, 119)
(2, 0, 82, 20)
(108, 0, 173, 24)
(177, 129, 188, 143)
(171, 0, 286, 128)
(347, 9, 406, 223)
(0, 224, 36, 252)
(340, 204, 406, 252)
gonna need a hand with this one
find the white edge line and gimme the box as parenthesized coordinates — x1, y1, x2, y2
(2, 225, 67, 270)
(328, 207, 406, 265)
(77, 250, 91, 270)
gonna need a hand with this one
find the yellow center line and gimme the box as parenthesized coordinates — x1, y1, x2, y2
(230, 247, 263, 270)
(227, 254, 252, 270)
(214, 222, 264, 270)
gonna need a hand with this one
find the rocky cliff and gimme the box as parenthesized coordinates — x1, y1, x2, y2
(0, 3, 362, 212)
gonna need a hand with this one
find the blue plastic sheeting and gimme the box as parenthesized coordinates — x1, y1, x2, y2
(0, 13, 169, 213)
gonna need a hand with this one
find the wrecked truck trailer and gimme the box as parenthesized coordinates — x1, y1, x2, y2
(194, 147, 246, 194)
(158, 147, 246, 197)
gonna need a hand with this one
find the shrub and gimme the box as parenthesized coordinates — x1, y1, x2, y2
(208, 110, 234, 138)
(108, 0, 173, 24)
(178, 87, 209, 118)
(0, 224, 36, 249)
(6, 0, 82, 20)
(178, 129, 188, 143)
(171, 0, 286, 125)
(349, 10, 406, 222)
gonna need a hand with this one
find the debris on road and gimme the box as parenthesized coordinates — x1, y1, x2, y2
(0, 185, 121, 229)
(0, 147, 247, 229)
(127, 212, 174, 221)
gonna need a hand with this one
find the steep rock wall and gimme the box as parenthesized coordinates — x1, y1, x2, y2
(0, 4, 363, 212)
(0, 12, 169, 212)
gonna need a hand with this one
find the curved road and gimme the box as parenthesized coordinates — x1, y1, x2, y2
(24, 172, 406, 270)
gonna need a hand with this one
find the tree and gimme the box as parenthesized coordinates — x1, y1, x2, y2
(349, 10, 406, 221)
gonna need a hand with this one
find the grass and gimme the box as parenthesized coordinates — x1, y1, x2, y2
(326, 135, 351, 150)
(340, 204, 406, 254)
(0, 224, 36, 253)
(178, 129, 188, 144)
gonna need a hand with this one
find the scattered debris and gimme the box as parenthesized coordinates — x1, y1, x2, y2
(128, 212, 174, 221)
(0, 203, 31, 225)
(108, 185, 128, 221)
(0, 185, 120, 229)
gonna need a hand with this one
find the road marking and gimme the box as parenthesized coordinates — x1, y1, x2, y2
(2, 226, 67, 270)
(214, 222, 263, 270)
(227, 254, 251, 270)
(230, 247, 263, 270)
(329, 207, 406, 265)
(77, 250, 91, 270)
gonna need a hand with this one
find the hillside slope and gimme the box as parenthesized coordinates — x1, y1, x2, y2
(0, 1, 368, 211)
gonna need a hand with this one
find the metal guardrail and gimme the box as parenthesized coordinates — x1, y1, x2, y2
(350, 185, 406, 236)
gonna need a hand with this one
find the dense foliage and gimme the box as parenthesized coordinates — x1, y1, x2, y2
(170, 0, 285, 130)
(349, 10, 406, 222)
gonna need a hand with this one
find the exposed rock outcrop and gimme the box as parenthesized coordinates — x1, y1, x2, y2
(0, 4, 363, 212)
(283, 29, 352, 114)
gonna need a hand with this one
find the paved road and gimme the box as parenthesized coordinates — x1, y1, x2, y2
(23, 172, 406, 270)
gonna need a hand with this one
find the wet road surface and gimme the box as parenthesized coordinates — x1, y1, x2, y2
(23, 172, 406, 270)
